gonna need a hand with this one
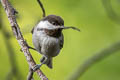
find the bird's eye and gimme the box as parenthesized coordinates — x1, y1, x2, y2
(52, 22, 56, 25)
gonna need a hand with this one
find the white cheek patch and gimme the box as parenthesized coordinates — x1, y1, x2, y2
(37, 21, 56, 29)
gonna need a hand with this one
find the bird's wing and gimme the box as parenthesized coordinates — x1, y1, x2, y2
(59, 33, 64, 49)
(31, 27, 34, 34)
(38, 44, 42, 54)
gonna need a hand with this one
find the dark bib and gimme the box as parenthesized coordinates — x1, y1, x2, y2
(44, 29, 62, 38)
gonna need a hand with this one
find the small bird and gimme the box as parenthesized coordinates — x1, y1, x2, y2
(32, 15, 80, 70)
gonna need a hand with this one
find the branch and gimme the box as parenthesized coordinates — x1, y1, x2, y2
(27, 67, 34, 80)
(0, 10, 23, 79)
(68, 42, 120, 80)
(1, 0, 48, 80)
(37, 0, 46, 17)
(102, 0, 120, 25)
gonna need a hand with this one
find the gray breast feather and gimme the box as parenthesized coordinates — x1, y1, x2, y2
(39, 34, 63, 57)
(32, 29, 64, 57)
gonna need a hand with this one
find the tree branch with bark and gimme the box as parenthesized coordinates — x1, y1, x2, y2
(68, 42, 120, 80)
(1, 0, 48, 80)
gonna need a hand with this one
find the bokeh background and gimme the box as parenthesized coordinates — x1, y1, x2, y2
(0, 0, 120, 80)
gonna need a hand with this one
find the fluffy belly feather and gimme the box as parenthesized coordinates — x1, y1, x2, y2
(41, 36, 60, 57)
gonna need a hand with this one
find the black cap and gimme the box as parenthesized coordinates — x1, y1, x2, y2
(42, 15, 64, 26)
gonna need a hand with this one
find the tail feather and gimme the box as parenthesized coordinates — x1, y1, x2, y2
(46, 58, 52, 69)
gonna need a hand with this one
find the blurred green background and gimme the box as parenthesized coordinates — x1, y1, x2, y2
(0, 0, 120, 80)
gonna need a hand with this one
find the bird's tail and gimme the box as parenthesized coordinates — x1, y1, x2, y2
(40, 56, 53, 69)
(46, 57, 52, 69)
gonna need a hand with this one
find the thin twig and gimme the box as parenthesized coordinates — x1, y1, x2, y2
(1, 0, 48, 80)
(37, 0, 46, 17)
(68, 42, 120, 80)
(102, 0, 120, 24)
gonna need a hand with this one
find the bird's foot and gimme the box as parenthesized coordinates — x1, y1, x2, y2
(33, 64, 42, 72)
(33, 56, 48, 71)
(20, 39, 36, 52)
(20, 48, 23, 52)
(28, 46, 36, 51)
(20, 45, 36, 52)
(40, 56, 48, 64)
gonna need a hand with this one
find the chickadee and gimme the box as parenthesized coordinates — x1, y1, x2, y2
(32, 15, 80, 70)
